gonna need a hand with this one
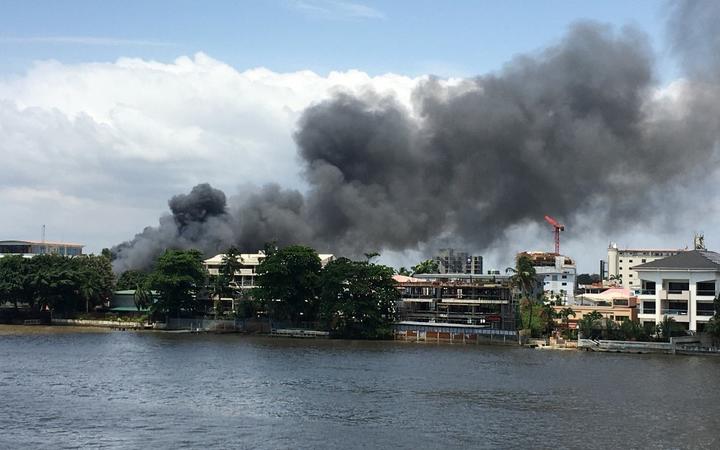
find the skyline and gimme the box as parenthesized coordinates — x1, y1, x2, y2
(1, 1, 717, 274)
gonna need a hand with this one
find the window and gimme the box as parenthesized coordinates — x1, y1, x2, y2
(629, 274, 633, 278)
(668, 282, 689, 293)
(561, 282, 567, 286)
(552, 275, 558, 281)
(629, 259, 633, 263)
(561, 275, 567, 279)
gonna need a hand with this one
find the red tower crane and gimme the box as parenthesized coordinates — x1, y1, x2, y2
(544, 215, 565, 255)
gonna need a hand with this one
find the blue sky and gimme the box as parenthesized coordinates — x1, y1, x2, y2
(1, 0, 674, 79)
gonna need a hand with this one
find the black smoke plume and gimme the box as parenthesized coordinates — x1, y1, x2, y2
(112, 9, 720, 272)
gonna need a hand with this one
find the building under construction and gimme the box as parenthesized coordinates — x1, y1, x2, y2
(519, 251, 577, 303)
(394, 273, 516, 331)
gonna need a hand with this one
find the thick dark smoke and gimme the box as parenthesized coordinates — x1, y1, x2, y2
(112, 8, 720, 272)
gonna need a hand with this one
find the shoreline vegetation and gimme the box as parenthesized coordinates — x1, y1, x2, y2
(3, 245, 720, 356)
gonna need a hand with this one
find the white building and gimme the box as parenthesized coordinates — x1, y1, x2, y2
(607, 243, 683, 290)
(203, 251, 335, 290)
(634, 250, 719, 332)
(0, 240, 84, 258)
(521, 252, 576, 304)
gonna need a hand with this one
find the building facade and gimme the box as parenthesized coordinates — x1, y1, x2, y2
(0, 240, 83, 258)
(203, 251, 335, 291)
(607, 243, 683, 290)
(394, 273, 515, 331)
(634, 250, 720, 333)
(433, 248, 483, 274)
(521, 252, 576, 304)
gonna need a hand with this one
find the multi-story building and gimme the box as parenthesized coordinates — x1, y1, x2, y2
(394, 273, 515, 330)
(606, 243, 684, 290)
(0, 240, 83, 258)
(520, 252, 576, 304)
(433, 248, 483, 274)
(203, 251, 334, 291)
(634, 250, 720, 333)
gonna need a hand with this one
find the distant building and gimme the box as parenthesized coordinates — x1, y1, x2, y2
(520, 251, 576, 304)
(203, 251, 335, 290)
(0, 240, 83, 258)
(634, 250, 720, 333)
(553, 293, 638, 329)
(606, 243, 684, 290)
(433, 248, 483, 274)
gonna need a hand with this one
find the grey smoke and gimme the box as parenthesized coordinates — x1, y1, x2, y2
(112, 10, 720, 272)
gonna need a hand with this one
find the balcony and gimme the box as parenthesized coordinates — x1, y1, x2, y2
(662, 308, 689, 316)
(696, 290, 716, 298)
(639, 289, 656, 296)
(663, 289, 689, 300)
(697, 309, 715, 317)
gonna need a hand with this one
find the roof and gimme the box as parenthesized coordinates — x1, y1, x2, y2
(204, 252, 334, 265)
(393, 274, 425, 283)
(0, 240, 84, 247)
(633, 250, 720, 271)
(577, 288, 633, 302)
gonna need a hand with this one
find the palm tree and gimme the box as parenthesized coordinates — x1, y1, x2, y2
(559, 307, 576, 329)
(658, 315, 677, 341)
(133, 283, 153, 312)
(506, 254, 538, 333)
(413, 259, 439, 275)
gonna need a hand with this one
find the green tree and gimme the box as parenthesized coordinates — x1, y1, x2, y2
(318, 257, 399, 339)
(0, 256, 28, 309)
(577, 273, 601, 285)
(133, 283, 154, 312)
(558, 307, 576, 329)
(116, 270, 148, 291)
(658, 315, 683, 341)
(146, 249, 207, 318)
(396, 267, 412, 276)
(252, 245, 322, 325)
(74, 255, 114, 313)
(578, 310, 603, 339)
(706, 295, 720, 345)
(221, 247, 242, 282)
(412, 259, 439, 275)
(619, 319, 649, 341)
(506, 254, 538, 333)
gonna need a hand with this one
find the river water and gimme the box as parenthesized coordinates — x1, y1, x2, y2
(1, 327, 718, 449)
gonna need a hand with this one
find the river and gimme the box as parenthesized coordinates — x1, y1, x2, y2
(1, 326, 718, 449)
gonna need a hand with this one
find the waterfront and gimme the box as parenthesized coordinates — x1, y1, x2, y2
(1, 328, 719, 449)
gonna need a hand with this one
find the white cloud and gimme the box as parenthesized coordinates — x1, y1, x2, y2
(0, 53, 422, 253)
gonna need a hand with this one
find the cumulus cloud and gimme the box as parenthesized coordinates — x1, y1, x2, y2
(0, 53, 423, 253)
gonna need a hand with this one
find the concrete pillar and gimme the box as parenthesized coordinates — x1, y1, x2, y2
(655, 275, 663, 327)
(689, 275, 697, 332)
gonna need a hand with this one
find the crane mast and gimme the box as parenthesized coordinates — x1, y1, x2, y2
(543, 215, 564, 255)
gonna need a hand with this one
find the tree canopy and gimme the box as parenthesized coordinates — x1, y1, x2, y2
(319, 257, 398, 339)
(145, 249, 207, 318)
(252, 245, 322, 325)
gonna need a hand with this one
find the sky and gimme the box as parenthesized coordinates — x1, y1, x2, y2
(0, 0, 707, 272)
